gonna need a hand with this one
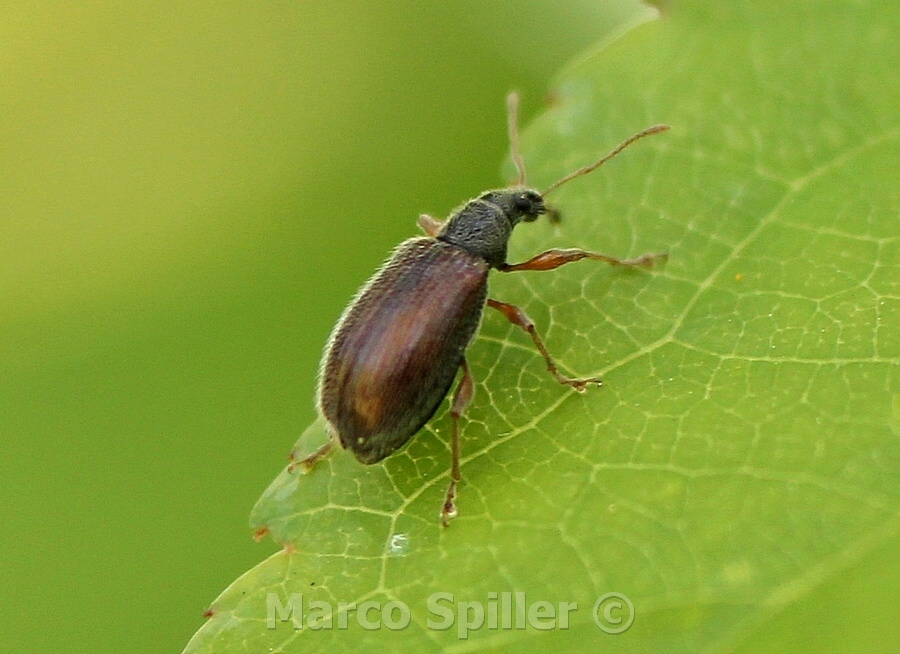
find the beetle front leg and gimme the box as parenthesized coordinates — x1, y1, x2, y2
(418, 214, 445, 238)
(487, 298, 601, 393)
(442, 357, 474, 527)
(498, 248, 667, 272)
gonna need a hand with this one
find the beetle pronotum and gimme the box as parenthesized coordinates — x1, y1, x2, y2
(291, 93, 668, 526)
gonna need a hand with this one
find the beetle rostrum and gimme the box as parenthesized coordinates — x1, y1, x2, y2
(289, 93, 670, 527)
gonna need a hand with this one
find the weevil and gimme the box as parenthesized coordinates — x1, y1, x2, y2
(291, 93, 669, 526)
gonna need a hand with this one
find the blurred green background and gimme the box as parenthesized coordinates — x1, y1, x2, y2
(0, 2, 638, 651)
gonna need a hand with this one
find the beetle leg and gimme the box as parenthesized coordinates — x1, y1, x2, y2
(442, 357, 474, 527)
(498, 248, 667, 272)
(287, 438, 334, 474)
(418, 214, 445, 237)
(487, 298, 602, 393)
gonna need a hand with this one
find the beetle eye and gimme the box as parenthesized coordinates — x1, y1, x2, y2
(513, 195, 532, 213)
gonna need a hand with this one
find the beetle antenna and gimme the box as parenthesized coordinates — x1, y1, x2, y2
(507, 92, 527, 186)
(541, 124, 670, 196)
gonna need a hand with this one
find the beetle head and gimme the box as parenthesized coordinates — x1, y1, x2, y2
(479, 188, 546, 225)
(510, 189, 547, 223)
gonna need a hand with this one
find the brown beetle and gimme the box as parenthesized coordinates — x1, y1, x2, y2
(292, 93, 668, 526)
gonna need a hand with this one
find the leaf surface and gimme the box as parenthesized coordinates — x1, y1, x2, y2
(184, 0, 899, 651)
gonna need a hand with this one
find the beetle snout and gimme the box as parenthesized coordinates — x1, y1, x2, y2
(521, 200, 546, 222)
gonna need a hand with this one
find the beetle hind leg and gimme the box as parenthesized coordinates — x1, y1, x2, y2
(441, 357, 474, 527)
(287, 437, 335, 474)
(487, 298, 602, 393)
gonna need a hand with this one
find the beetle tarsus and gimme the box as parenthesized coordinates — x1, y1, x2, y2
(558, 375, 603, 393)
(441, 481, 458, 527)
(287, 440, 334, 474)
(609, 251, 668, 268)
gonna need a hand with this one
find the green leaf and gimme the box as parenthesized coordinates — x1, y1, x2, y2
(184, 0, 899, 651)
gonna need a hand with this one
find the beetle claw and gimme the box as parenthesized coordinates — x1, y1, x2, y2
(441, 481, 459, 527)
(287, 440, 334, 475)
(561, 376, 603, 393)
